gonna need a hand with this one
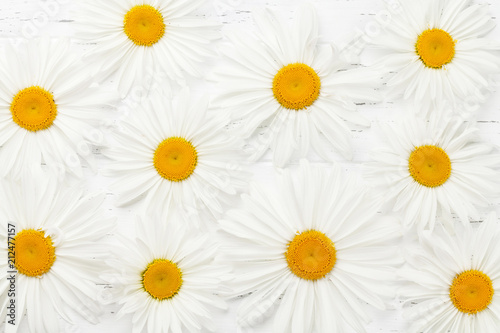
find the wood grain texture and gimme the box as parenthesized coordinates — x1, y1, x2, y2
(0, 0, 499, 332)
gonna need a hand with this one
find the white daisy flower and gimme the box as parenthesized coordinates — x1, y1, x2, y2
(0, 173, 114, 333)
(220, 161, 401, 333)
(379, 0, 500, 106)
(109, 215, 227, 333)
(103, 88, 247, 221)
(364, 112, 500, 231)
(0, 39, 115, 179)
(76, 0, 220, 97)
(213, 5, 379, 166)
(400, 213, 500, 332)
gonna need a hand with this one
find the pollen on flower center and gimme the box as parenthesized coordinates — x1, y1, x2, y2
(10, 86, 57, 132)
(285, 230, 336, 280)
(409, 145, 451, 188)
(449, 270, 494, 315)
(272, 63, 321, 110)
(416, 28, 456, 69)
(153, 137, 198, 182)
(124, 5, 165, 46)
(11, 229, 56, 277)
(142, 259, 183, 300)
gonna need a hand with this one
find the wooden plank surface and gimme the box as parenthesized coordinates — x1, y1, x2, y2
(1, 0, 499, 332)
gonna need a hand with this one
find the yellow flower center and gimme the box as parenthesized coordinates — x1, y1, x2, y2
(450, 270, 494, 315)
(11, 229, 56, 277)
(153, 137, 198, 182)
(416, 29, 456, 69)
(123, 5, 165, 46)
(142, 259, 183, 300)
(10, 86, 57, 132)
(408, 145, 451, 188)
(285, 230, 336, 280)
(272, 63, 321, 110)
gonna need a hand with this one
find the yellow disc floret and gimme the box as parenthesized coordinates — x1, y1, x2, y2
(10, 86, 57, 132)
(12, 229, 56, 277)
(450, 270, 494, 315)
(153, 137, 198, 182)
(409, 145, 451, 188)
(124, 5, 165, 46)
(272, 63, 321, 110)
(416, 29, 456, 69)
(285, 230, 336, 280)
(142, 259, 183, 300)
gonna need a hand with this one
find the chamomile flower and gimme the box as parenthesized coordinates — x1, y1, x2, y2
(220, 161, 401, 332)
(364, 112, 500, 231)
(103, 89, 246, 220)
(0, 39, 114, 179)
(0, 173, 114, 333)
(76, 0, 220, 97)
(379, 0, 499, 106)
(400, 213, 500, 332)
(213, 5, 379, 166)
(110, 216, 227, 333)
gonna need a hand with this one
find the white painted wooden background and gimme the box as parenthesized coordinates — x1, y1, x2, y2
(1, 0, 500, 332)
